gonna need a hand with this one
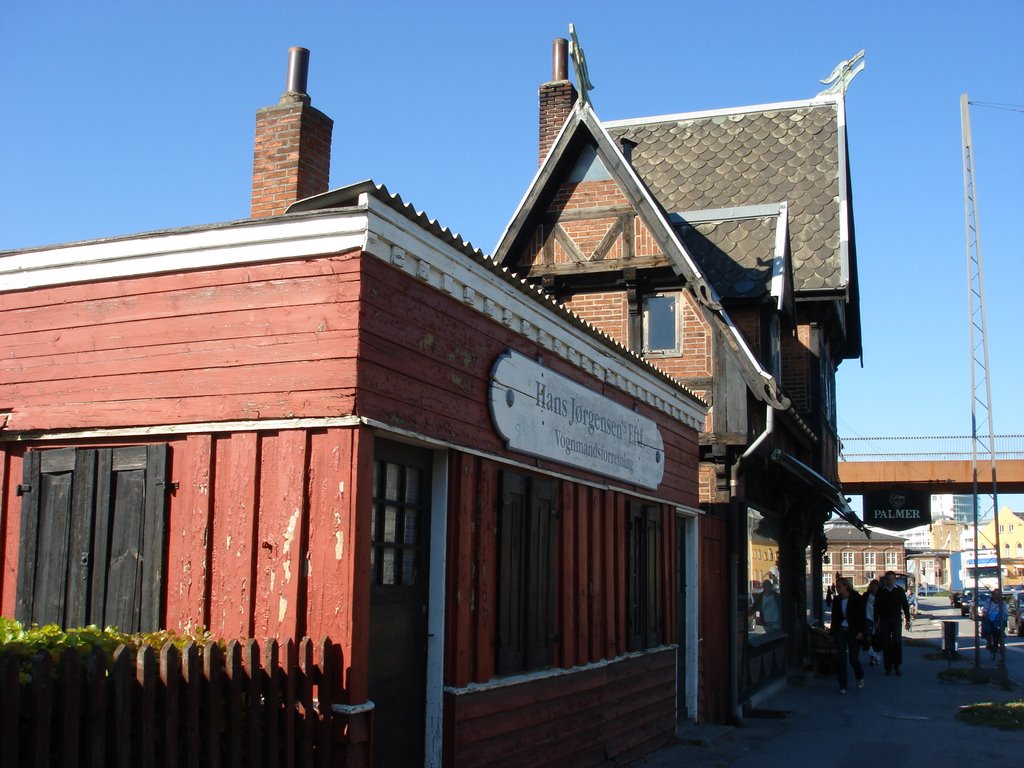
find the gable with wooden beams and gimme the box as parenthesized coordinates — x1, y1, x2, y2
(493, 100, 789, 412)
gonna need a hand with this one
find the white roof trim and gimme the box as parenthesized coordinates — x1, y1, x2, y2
(0, 215, 369, 292)
(670, 204, 784, 223)
(603, 95, 841, 129)
(771, 204, 789, 313)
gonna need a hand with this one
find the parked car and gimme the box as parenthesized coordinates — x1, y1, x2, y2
(960, 590, 975, 617)
(917, 584, 940, 597)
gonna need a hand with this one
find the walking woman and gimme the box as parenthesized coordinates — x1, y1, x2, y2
(864, 578, 881, 666)
(829, 577, 866, 693)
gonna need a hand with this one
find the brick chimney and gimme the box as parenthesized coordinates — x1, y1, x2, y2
(538, 38, 577, 166)
(251, 47, 334, 218)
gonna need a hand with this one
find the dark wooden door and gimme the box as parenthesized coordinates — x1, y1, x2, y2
(369, 440, 432, 768)
(699, 515, 729, 722)
(675, 514, 688, 719)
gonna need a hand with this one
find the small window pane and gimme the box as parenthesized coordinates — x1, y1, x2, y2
(404, 509, 418, 544)
(371, 505, 378, 541)
(405, 467, 420, 504)
(384, 505, 398, 543)
(645, 295, 677, 352)
(402, 549, 417, 585)
(381, 548, 396, 585)
(385, 463, 400, 500)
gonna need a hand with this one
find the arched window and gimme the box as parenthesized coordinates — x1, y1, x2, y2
(1017, 542, 1022, 558)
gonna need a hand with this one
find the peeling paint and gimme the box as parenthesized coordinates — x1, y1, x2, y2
(335, 531, 344, 561)
(226, 534, 232, 549)
(281, 507, 301, 584)
(278, 596, 288, 623)
(339, 481, 345, 494)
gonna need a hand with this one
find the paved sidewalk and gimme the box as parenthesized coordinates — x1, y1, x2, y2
(630, 612, 1020, 767)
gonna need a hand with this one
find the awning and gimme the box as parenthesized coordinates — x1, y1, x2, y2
(770, 449, 870, 536)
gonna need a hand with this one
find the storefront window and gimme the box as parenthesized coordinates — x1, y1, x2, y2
(747, 508, 782, 638)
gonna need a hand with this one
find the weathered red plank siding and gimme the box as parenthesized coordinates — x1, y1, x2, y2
(444, 648, 676, 767)
(305, 428, 353, 644)
(0, 450, 14, 616)
(165, 433, 214, 631)
(210, 432, 260, 639)
(0, 253, 362, 432)
(253, 430, 310, 640)
(357, 257, 699, 508)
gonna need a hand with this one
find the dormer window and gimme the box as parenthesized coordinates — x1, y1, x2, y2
(642, 292, 680, 355)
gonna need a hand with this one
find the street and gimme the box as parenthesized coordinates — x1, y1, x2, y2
(913, 593, 1023, 680)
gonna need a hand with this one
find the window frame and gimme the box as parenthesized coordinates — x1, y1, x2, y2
(641, 291, 682, 356)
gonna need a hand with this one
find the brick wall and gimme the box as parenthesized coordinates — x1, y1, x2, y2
(564, 292, 627, 341)
(251, 97, 333, 218)
(539, 80, 577, 165)
(781, 322, 812, 413)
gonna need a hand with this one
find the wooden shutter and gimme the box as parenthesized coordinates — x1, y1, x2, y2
(525, 477, 556, 671)
(643, 505, 662, 648)
(15, 444, 168, 632)
(498, 472, 557, 674)
(627, 501, 662, 651)
(498, 473, 527, 674)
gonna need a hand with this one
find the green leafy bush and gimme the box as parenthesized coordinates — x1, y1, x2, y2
(0, 616, 221, 682)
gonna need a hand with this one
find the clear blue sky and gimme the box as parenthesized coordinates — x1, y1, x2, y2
(3, 2, 1022, 508)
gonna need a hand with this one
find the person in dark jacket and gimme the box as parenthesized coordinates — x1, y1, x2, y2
(829, 577, 866, 693)
(874, 570, 912, 675)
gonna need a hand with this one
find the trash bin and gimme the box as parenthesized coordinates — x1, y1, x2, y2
(942, 620, 959, 657)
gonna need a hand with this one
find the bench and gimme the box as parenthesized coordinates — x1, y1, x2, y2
(809, 626, 837, 676)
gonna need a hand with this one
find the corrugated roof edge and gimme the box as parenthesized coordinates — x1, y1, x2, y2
(289, 179, 710, 411)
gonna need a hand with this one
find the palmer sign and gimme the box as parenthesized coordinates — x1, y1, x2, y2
(862, 489, 932, 531)
(488, 349, 665, 489)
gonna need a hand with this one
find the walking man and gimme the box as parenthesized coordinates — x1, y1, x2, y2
(875, 570, 911, 675)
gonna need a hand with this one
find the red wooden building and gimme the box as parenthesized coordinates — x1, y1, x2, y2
(0, 51, 708, 767)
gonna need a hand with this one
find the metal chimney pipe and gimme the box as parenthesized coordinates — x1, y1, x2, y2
(285, 46, 310, 95)
(552, 38, 568, 82)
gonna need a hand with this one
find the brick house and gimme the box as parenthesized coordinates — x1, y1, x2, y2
(494, 40, 865, 719)
(824, 525, 907, 588)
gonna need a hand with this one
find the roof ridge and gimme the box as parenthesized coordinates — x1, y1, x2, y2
(603, 95, 841, 129)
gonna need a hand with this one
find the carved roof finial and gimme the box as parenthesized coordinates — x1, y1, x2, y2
(568, 23, 595, 107)
(817, 50, 865, 96)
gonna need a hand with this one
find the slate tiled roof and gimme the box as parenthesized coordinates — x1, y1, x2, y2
(674, 217, 777, 300)
(607, 102, 842, 294)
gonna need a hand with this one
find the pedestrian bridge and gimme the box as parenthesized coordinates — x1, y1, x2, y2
(837, 435, 1024, 494)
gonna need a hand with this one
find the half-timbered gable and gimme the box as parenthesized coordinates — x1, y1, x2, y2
(495, 39, 866, 723)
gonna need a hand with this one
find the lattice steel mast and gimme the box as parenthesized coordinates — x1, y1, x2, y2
(961, 93, 1003, 672)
